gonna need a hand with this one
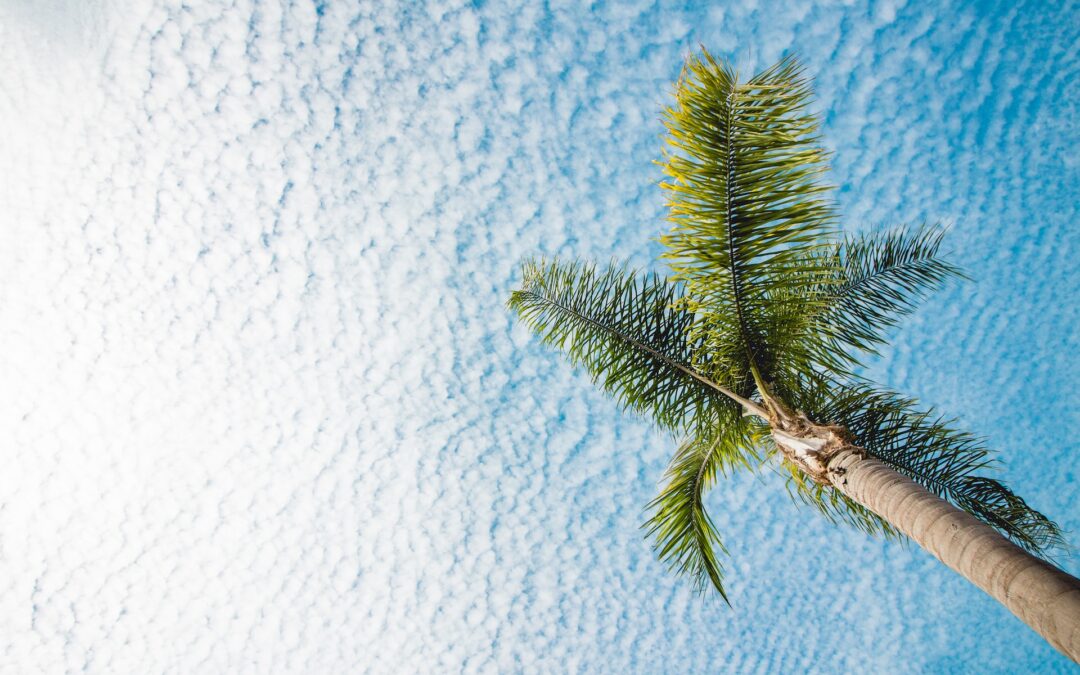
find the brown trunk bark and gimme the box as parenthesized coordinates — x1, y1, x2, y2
(825, 448, 1080, 663)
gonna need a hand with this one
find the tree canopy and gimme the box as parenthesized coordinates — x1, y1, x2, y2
(507, 49, 1063, 600)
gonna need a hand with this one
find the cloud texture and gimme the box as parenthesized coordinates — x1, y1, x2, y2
(0, 0, 1077, 672)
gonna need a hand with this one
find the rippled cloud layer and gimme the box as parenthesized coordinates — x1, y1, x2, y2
(1, 0, 1076, 672)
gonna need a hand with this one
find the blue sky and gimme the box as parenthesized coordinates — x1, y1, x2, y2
(0, 0, 1077, 672)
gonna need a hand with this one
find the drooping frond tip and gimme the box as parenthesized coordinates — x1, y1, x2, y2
(644, 418, 760, 603)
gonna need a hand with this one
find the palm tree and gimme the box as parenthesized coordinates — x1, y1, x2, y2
(507, 50, 1080, 661)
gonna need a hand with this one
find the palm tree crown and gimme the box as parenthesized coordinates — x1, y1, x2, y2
(507, 49, 1064, 604)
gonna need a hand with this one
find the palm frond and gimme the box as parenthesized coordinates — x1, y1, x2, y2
(643, 416, 757, 601)
(507, 258, 747, 438)
(793, 375, 1064, 555)
(813, 225, 967, 360)
(659, 50, 837, 385)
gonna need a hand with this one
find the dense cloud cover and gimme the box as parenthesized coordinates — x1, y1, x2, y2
(0, 0, 1076, 672)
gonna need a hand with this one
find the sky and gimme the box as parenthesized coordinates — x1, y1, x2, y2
(0, 0, 1077, 672)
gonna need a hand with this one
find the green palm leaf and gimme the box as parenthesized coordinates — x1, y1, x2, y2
(643, 417, 757, 602)
(659, 50, 837, 387)
(506, 258, 750, 439)
(814, 225, 968, 360)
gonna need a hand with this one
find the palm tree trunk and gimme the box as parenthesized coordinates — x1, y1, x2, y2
(827, 448, 1080, 663)
(740, 386, 1077, 661)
